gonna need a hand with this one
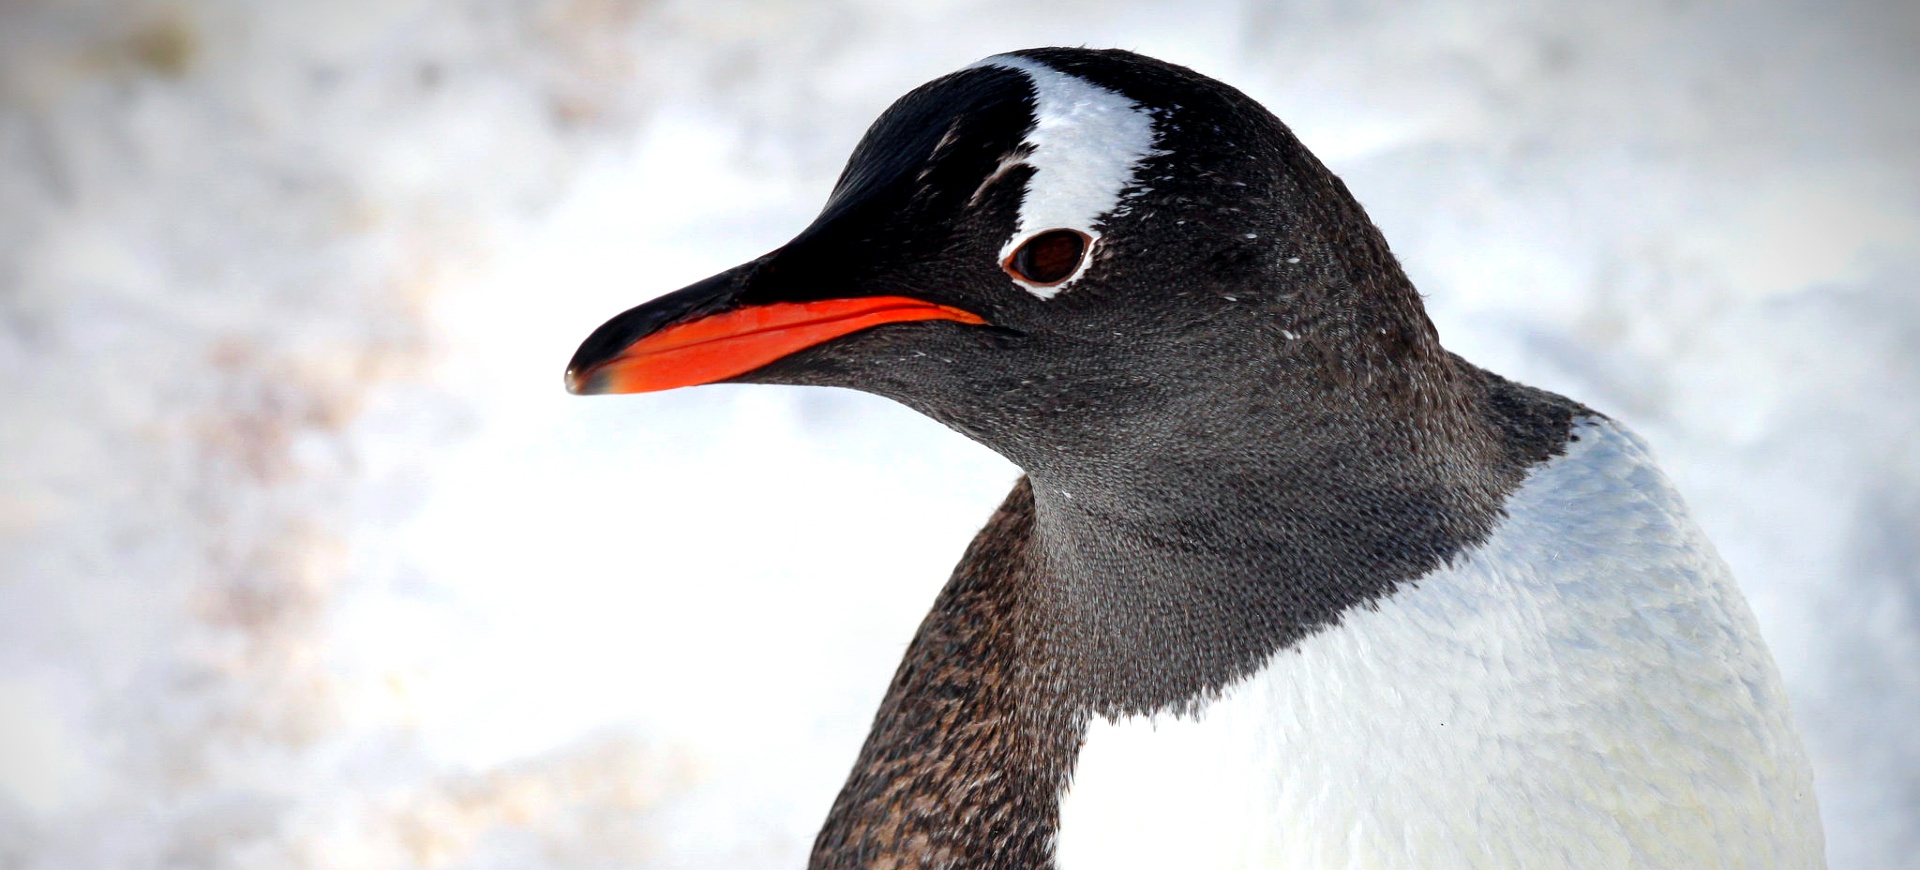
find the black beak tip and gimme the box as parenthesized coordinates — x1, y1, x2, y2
(564, 364, 620, 396)
(564, 309, 660, 397)
(564, 266, 755, 396)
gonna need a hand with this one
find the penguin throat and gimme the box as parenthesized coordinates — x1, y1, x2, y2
(1015, 366, 1543, 715)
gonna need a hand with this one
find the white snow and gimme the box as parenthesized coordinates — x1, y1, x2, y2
(2, 2, 1915, 869)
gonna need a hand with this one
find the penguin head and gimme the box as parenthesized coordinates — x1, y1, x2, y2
(567, 48, 1438, 469)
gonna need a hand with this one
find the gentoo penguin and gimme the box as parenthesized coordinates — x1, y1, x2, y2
(564, 48, 1825, 869)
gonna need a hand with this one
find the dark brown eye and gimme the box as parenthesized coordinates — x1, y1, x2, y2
(1005, 229, 1090, 285)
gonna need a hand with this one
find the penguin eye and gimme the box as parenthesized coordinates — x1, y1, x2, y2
(1004, 229, 1090, 286)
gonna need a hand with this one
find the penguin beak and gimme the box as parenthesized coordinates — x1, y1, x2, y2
(564, 260, 987, 395)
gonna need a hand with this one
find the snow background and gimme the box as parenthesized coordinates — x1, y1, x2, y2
(1, 0, 1915, 867)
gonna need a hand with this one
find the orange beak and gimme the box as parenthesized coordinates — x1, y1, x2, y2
(565, 295, 987, 395)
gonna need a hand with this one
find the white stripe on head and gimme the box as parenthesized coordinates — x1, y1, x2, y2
(968, 54, 1163, 300)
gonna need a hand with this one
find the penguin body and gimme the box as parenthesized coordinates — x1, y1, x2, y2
(1057, 418, 1819, 869)
(564, 48, 1825, 869)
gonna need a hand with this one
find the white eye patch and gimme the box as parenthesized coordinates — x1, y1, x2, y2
(968, 54, 1163, 299)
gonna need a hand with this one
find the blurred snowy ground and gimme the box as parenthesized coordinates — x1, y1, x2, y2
(1, 0, 1914, 867)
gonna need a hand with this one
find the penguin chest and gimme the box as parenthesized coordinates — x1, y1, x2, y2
(1050, 420, 1823, 870)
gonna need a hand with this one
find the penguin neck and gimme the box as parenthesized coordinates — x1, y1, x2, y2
(1016, 349, 1518, 716)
